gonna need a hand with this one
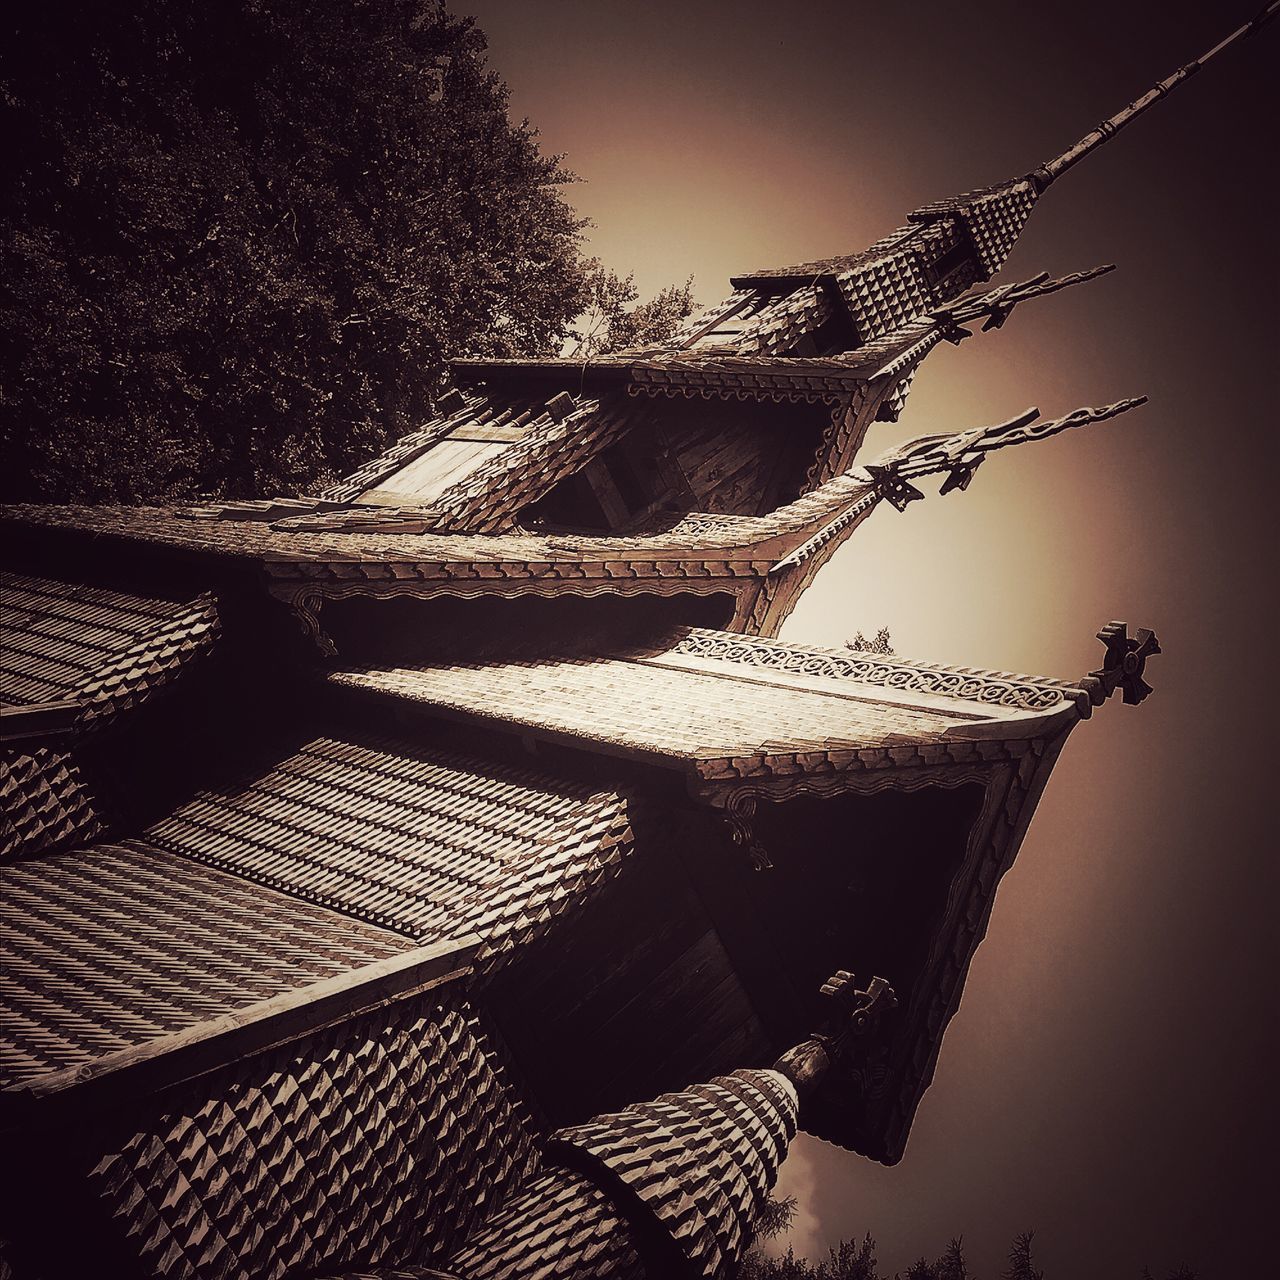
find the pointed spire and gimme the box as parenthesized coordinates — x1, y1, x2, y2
(1030, 4, 1279, 191)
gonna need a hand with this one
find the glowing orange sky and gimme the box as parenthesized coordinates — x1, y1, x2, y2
(468, 2, 1277, 1274)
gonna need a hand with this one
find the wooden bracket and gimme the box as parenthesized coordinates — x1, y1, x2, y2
(718, 788, 773, 870)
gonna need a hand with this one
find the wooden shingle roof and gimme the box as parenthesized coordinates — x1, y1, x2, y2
(0, 570, 219, 732)
(1, 743, 105, 859)
(0, 840, 409, 1091)
(1, 571, 185, 706)
(440, 1168, 646, 1280)
(330, 625, 1085, 792)
(549, 1067, 798, 1280)
(83, 989, 539, 1280)
(142, 731, 635, 956)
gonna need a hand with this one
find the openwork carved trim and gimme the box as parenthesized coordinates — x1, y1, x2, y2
(671, 628, 1075, 712)
(628, 382, 845, 406)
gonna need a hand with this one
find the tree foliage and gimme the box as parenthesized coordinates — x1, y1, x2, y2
(847, 627, 895, 656)
(1, 1, 607, 503)
(739, 1232, 882, 1280)
(738, 1227, 1199, 1279)
(755, 1196, 800, 1244)
(567, 260, 698, 358)
(1002, 1232, 1044, 1280)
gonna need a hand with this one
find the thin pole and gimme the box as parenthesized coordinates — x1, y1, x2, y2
(1030, 3, 1278, 191)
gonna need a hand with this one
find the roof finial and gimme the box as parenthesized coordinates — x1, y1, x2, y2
(773, 971, 898, 1097)
(1079, 622, 1162, 709)
(1030, 3, 1279, 192)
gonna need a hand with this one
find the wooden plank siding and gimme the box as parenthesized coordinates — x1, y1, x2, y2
(483, 781, 986, 1141)
(483, 821, 773, 1125)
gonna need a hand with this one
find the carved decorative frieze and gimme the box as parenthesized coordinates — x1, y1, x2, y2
(802, 394, 866, 493)
(671, 629, 1075, 712)
(627, 381, 847, 406)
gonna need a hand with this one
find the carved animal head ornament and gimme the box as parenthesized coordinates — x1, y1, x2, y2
(773, 971, 899, 1097)
(820, 970, 899, 1045)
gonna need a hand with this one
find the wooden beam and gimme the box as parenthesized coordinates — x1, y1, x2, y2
(0, 699, 82, 742)
(580, 459, 632, 528)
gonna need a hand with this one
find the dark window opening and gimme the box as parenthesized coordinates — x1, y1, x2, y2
(928, 239, 973, 286)
(523, 469, 612, 532)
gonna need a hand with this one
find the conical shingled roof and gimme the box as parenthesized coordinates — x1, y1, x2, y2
(548, 1068, 798, 1280)
(444, 1168, 647, 1280)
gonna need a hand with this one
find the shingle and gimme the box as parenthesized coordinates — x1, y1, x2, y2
(0, 571, 198, 705)
(330, 652, 962, 764)
(549, 1068, 798, 1280)
(1, 745, 105, 861)
(0, 571, 219, 730)
(87, 994, 540, 1280)
(440, 1168, 646, 1280)
(144, 732, 635, 958)
(0, 840, 409, 1088)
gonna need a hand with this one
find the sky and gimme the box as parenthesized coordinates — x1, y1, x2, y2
(463, 3, 1278, 1275)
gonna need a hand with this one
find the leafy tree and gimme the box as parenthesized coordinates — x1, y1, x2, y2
(738, 1225, 1202, 1279)
(824, 1234, 885, 1280)
(847, 627, 895, 656)
(877, 1237, 968, 1280)
(755, 1196, 800, 1243)
(739, 1229, 887, 1280)
(741, 1248, 818, 1280)
(937, 1238, 971, 1280)
(1, 1, 609, 503)
(1002, 1231, 1043, 1280)
(567, 260, 698, 358)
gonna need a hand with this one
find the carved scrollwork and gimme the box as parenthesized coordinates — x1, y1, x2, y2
(627, 381, 845, 406)
(269, 586, 337, 658)
(802, 395, 863, 493)
(720, 789, 773, 871)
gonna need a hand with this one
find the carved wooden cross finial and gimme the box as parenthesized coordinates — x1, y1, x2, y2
(1080, 621, 1161, 707)
(863, 464, 924, 512)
